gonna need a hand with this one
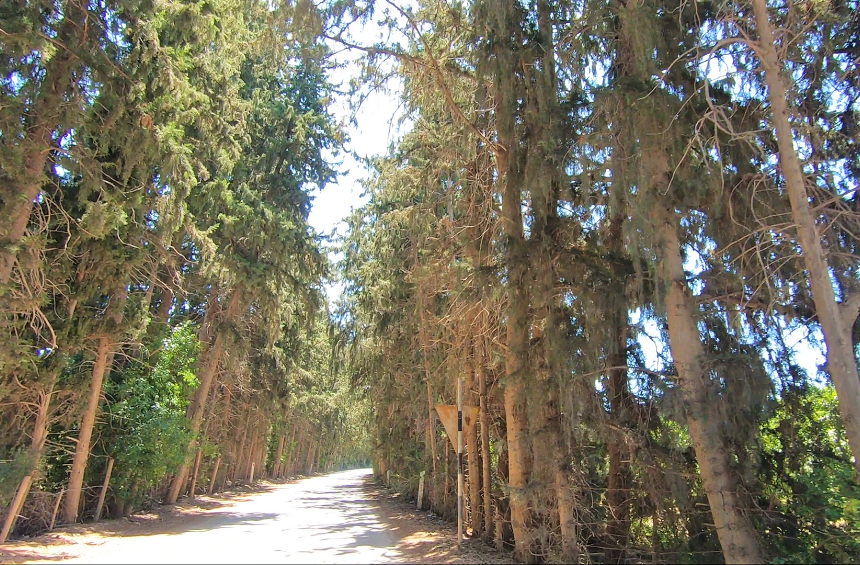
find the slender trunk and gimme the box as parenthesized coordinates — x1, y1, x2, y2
(157, 285, 174, 324)
(248, 431, 261, 479)
(49, 488, 64, 532)
(556, 466, 579, 564)
(273, 435, 285, 479)
(0, 389, 52, 544)
(478, 325, 494, 542)
(235, 409, 252, 481)
(208, 457, 221, 495)
(751, 0, 860, 476)
(465, 342, 482, 536)
(287, 426, 303, 477)
(659, 210, 764, 564)
(0, 11, 82, 285)
(189, 449, 203, 500)
(167, 287, 242, 503)
(606, 213, 633, 562)
(94, 458, 114, 522)
(63, 337, 112, 523)
(283, 426, 297, 478)
(420, 303, 438, 473)
(305, 438, 317, 475)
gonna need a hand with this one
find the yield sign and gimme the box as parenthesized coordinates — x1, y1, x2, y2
(434, 404, 479, 449)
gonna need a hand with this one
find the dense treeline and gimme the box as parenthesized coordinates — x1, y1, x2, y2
(0, 0, 369, 541)
(4, 0, 860, 563)
(334, 0, 860, 563)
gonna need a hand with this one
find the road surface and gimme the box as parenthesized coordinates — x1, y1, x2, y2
(4, 468, 503, 564)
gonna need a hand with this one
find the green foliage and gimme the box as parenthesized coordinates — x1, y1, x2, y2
(760, 385, 860, 563)
(97, 323, 201, 508)
(0, 447, 31, 506)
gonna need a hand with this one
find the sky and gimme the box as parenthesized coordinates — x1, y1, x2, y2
(307, 25, 408, 301)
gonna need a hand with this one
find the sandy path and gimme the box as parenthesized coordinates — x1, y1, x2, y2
(1, 469, 508, 564)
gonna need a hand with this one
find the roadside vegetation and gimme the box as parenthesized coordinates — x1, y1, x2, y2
(3, 1, 860, 564)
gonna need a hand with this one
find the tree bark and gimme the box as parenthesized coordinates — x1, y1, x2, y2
(556, 466, 579, 564)
(305, 438, 317, 475)
(189, 449, 203, 500)
(420, 300, 438, 473)
(465, 342, 483, 536)
(0, 388, 52, 544)
(167, 287, 243, 504)
(0, 13, 82, 285)
(0, 124, 50, 285)
(234, 408, 252, 482)
(208, 457, 222, 495)
(606, 213, 634, 562)
(65, 278, 128, 523)
(273, 435, 285, 479)
(63, 336, 112, 523)
(477, 327, 494, 543)
(94, 458, 114, 522)
(659, 209, 764, 564)
(499, 145, 533, 562)
(751, 0, 860, 476)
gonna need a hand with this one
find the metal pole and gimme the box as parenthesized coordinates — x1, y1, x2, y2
(457, 377, 464, 547)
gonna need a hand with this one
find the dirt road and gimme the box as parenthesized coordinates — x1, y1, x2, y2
(1, 469, 507, 564)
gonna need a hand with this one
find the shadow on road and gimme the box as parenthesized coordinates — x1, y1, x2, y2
(0, 469, 511, 564)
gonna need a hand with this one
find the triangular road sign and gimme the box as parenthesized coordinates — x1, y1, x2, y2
(434, 404, 479, 449)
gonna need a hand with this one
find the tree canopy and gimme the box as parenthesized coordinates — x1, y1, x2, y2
(2, 1, 860, 564)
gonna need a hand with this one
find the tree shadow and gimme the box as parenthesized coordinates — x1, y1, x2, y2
(0, 547, 75, 564)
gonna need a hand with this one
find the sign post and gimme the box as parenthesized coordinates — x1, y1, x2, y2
(434, 400, 478, 549)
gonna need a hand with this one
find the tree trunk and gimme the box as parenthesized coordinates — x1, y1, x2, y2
(0, 388, 52, 544)
(305, 439, 317, 475)
(606, 215, 634, 562)
(273, 435, 285, 479)
(63, 336, 113, 523)
(659, 210, 764, 564)
(208, 457, 222, 495)
(497, 137, 534, 561)
(0, 11, 83, 286)
(156, 284, 174, 324)
(751, 0, 860, 476)
(478, 327, 494, 543)
(556, 467, 579, 564)
(167, 287, 243, 503)
(189, 449, 203, 500)
(0, 125, 49, 285)
(420, 302, 438, 473)
(282, 426, 297, 478)
(234, 409, 252, 482)
(287, 426, 302, 477)
(94, 458, 114, 522)
(465, 340, 483, 536)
